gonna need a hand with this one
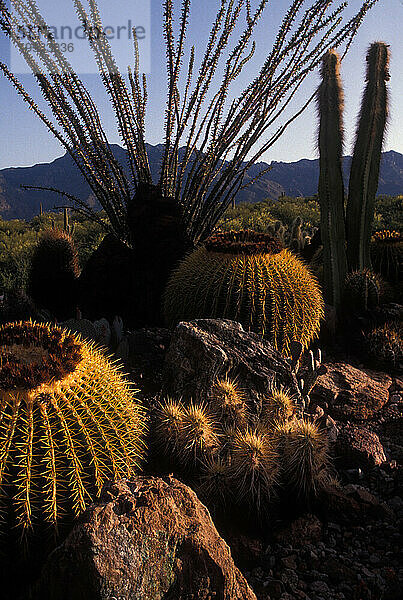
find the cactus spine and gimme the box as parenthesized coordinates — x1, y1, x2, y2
(316, 49, 347, 307)
(164, 231, 324, 356)
(0, 320, 146, 540)
(346, 42, 390, 271)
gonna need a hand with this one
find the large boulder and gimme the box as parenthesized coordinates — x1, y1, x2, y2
(311, 362, 392, 421)
(33, 476, 256, 600)
(335, 424, 386, 469)
(162, 319, 300, 412)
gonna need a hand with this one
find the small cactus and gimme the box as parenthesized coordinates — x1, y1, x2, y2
(343, 269, 383, 312)
(178, 402, 219, 467)
(365, 322, 402, 368)
(261, 386, 296, 426)
(227, 428, 279, 513)
(197, 455, 231, 506)
(282, 419, 330, 499)
(371, 230, 402, 284)
(28, 229, 80, 320)
(154, 398, 185, 457)
(209, 378, 248, 428)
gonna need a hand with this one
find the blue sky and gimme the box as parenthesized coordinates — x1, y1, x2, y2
(0, 0, 401, 170)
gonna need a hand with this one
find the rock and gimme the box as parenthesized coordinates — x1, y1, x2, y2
(312, 362, 392, 421)
(280, 568, 299, 589)
(322, 557, 356, 584)
(335, 424, 386, 469)
(274, 515, 322, 546)
(318, 485, 393, 524)
(162, 319, 300, 412)
(309, 580, 330, 594)
(33, 476, 256, 600)
(264, 578, 284, 597)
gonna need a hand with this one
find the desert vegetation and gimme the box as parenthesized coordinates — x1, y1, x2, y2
(0, 0, 401, 599)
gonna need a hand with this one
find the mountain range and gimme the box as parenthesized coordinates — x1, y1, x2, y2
(0, 145, 402, 220)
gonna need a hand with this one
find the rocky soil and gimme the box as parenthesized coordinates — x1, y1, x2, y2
(35, 317, 401, 600)
(120, 320, 402, 600)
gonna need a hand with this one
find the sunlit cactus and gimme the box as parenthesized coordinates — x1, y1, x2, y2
(154, 398, 186, 456)
(261, 387, 296, 426)
(281, 419, 329, 499)
(0, 320, 146, 541)
(209, 378, 248, 428)
(178, 402, 219, 468)
(227, 428, 279, 512)
(371, 230, 402, 283)
(164, 230, 324, 356)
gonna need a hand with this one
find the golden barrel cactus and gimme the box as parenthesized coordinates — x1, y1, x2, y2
(164, 231, 324, 355)
(0, 321, 146, 539)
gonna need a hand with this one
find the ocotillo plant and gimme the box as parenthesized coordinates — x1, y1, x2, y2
(0, 0, 378, 325)
(346, 42, 390, 271)
(316, 49, 347, 308)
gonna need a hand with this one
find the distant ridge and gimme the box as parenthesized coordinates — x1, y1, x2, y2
(0, 145, 401, 220)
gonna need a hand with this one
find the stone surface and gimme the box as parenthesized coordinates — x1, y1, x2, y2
(33, 476, 256, 600)
(162, 319, 300, 412)
(318, 484, 393, 525)
(312, 362, 392, 421)
(274, 514, 322, 547)
(335, 424, 386, 469)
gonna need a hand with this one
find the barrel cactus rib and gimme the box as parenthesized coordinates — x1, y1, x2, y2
(164, 231, 323, 355)
(0, 321, 146, 540)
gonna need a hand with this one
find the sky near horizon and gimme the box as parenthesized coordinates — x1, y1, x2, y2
(0, 0, 402, 171)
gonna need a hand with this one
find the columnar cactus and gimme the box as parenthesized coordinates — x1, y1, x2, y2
(346, 42, 390, 271)
(316, 49, 347, 307)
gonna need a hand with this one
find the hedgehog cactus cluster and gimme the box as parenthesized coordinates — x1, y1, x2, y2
(164, 230, 324, 356)
(153, 379, 331, 517)
(0, 320, 146, 540)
